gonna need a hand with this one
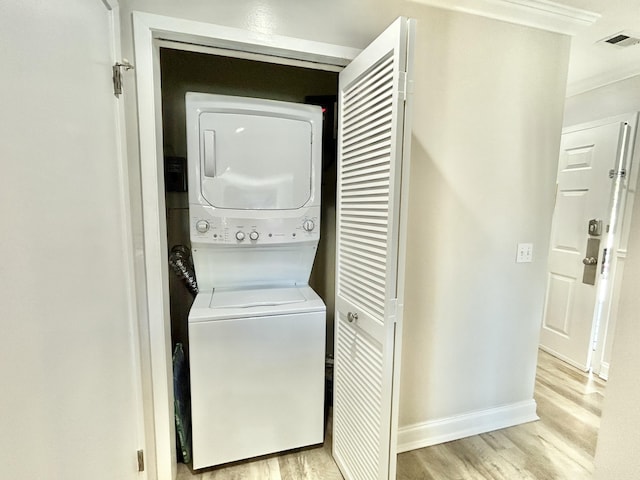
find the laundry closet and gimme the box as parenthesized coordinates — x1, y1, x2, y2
(159, 46, 340, 468)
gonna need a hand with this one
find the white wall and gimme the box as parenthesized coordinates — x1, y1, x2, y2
(593, 165, 640, 479)
(118, 0, 570, 457)
(0, 1, 141, 479)
(399, 8, 569, 434)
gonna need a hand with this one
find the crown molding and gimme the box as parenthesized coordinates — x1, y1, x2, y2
(566, 66, 640, 97)
(101, 0, 118, 10)
(411, 0, 601, 35)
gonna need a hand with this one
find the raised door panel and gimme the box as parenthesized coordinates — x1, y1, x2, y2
(540, 122, 621, 370)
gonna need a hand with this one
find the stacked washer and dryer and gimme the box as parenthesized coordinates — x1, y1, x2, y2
(185, 93, 326, 469)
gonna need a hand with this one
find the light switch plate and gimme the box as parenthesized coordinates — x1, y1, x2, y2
(516, 243, 533, 263)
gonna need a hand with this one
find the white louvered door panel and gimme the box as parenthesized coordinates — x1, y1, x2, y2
(333, 17, 414, 480)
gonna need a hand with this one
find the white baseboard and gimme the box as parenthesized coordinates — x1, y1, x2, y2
(397, 399, 539, 453)
(538, 345, 589, 372)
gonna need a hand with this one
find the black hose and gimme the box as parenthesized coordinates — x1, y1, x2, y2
(169, 245, 198, 296)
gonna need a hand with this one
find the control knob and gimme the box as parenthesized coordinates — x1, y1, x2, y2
(249, 231, 259, 241)
(303, 220, 315, 232)
(195, 220, 210, 233)
(235, 231, 246, 241)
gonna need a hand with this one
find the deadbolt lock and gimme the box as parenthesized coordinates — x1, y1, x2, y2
(588, 219, 602, 236)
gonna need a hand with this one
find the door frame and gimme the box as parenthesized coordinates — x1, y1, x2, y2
(589, 112, 640, 377)
(102, 1, 151, 478)
(131, 12, 359, 479)
(541, 112, 639, 376)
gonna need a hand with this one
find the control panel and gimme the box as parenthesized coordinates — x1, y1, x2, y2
(189, 205, 320, 246)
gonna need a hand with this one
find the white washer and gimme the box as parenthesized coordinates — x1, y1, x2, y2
(189, 285, 326, 469)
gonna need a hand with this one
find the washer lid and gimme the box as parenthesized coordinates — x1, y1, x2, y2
(188, 285, 326, 323)
(210, 286, 305, 309)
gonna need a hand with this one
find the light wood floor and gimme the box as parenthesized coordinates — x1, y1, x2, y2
(397, 350, 606, 479)
(176, 414, 343, 480)
(178, 350, 605, 480)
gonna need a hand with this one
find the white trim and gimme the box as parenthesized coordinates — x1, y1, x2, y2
(592, 114, 640, 381)
(133, 12, 359, 67)
(397, 400, 539, 453)
(411, 0, 600, 36)
(156, 40, 344, 72)
(104, 2, 151, 479)
(567, 70, 640, 98)
(133, 13, 176, 480)
(562, 112, 640, 134)
(539, 344, 590, 371)
(131, 12, 359, 480)
(101, 0, 118, 10)
(389, 17, 416, 480)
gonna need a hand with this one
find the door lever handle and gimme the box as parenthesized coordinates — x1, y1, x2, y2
(582, 257, 597, 266)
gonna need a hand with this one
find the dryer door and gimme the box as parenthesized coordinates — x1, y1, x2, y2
(198, 109, 313, 210)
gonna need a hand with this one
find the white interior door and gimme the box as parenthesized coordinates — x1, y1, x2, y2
(0, 1, 143, 479)
(333, 17, 413, 480)
(540, 121, 627, 370)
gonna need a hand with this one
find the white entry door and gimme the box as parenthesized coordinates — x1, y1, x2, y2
(0, 1, 142, 479)
(333, 17, 413, 480)
(540, 120, 628, 371)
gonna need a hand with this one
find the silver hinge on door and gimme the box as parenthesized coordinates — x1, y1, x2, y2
(113, 59, 134, 98)
(388, 298, 398, 323)
(609, 122, 631, 179)
(399, 71, 414, 103)
(608, 167, 626, 179)
(137, 449, 144, 472)
(399, 71, 408, 103)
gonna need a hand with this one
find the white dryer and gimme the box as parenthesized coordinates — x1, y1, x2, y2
(185, 93, 323, 291)
(185, 93, 326, 469)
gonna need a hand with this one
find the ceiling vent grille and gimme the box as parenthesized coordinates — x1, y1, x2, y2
(599, 31, 640, 48)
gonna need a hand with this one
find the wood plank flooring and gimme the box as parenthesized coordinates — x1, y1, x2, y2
(177, 350, 605, 479)
(176, 414, 343, 480)
(397, 350, 605, 480)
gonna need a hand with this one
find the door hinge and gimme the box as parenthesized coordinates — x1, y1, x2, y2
(113, 59, 134, 98)
(399, 70, 412, 103)
(399, 71, 407, 103)
(601, 248, 609, 275)
(137, 449, 144, 472)
(388, 298, 398, 321)
(609, 167, 626, 179)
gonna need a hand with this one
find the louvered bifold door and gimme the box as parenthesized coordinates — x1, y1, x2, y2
(333, 17, 413, 480)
